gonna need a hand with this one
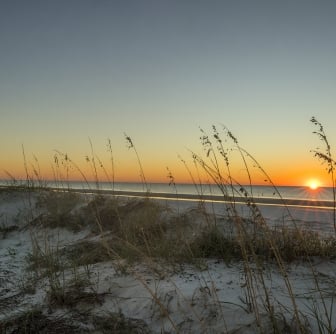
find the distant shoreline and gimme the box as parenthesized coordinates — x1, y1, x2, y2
(59, 187, 336, 209)
(1, 185, 335, 209)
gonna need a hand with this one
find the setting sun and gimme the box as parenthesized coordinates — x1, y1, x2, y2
(307, 179, 320, 190)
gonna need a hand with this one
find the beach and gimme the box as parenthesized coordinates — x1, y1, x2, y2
(2, 1, 336, 332)
(62, 187, 336, 236)
(0, 187, 335, 333)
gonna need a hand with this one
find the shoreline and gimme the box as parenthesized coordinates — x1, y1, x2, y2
(61, 187, 336, 209)
(1, 185, 335, 209)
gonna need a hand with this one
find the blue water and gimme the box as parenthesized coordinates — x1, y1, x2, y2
(1, 179, 332, 202)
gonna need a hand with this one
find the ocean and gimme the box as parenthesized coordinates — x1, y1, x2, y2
(3, 180, 331, 202)
(1, 179, 335, 202)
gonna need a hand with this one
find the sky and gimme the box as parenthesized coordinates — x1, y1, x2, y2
(1, 0, 336, 186)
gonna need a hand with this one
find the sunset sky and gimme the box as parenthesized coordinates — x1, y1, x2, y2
(1, 1, 336, 186)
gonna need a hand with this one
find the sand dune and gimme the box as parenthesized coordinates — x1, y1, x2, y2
(0, 188, 335, 333)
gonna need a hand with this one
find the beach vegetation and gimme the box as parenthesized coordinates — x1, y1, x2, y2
(0, 307, 151, 334)
(63, 240, 111, 266)
(0, 222, 19, 239)
(35, 190, 81, 217)
(24, 238, 101, 310)
(91, 310, 151, 333)
(125, 133, 149, 192)
(25, 240, 64, 276)
(2, 120, 336, 333)
(0, 308, 80, 334)
(311, 116, 336, 234)
(184, 124, 335, 333)
(45, 269, 101, 309)
(31, 190, 84, 232)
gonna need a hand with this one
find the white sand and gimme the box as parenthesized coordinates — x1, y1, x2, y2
(0, 189, 335, 333)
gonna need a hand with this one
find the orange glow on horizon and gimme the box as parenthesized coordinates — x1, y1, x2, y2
(0, 152, 332, 188)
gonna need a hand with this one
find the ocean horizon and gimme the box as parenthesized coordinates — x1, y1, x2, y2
(1, 179, 335, 203)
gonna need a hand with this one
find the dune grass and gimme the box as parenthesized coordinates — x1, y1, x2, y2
(0, 308, 80, 334)
(2, 118, 336, 333)
(0, 307, 151, 334)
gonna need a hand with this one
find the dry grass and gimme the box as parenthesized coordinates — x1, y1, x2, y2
(4, 120, 336, 333)
(25, 243, 64, 275)
(0, 308, 151, 334)
(26, 191, 336, 268)
(46, 272, 102, 309)
(0, 308, 81, 334)
(0, 223, 19, 239)
(17, 184, 336, 334)
(30, 190, 85, 232)
(91, 311, 151, 334)
(63, 240, 111, 266)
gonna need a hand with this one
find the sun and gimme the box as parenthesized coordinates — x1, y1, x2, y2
(307, 179, 320, 190)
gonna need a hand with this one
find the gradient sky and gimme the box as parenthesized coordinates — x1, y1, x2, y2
(1, 0, 336, 186)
